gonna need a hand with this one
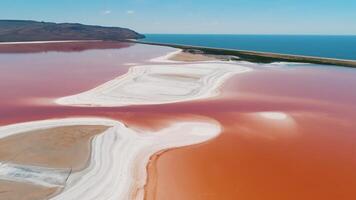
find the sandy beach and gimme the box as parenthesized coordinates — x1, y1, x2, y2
(169, 51, 216, 62)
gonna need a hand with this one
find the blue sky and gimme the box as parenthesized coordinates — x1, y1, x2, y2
(1, 0, 355, 34)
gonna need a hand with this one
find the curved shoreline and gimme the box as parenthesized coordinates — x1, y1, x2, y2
(55, 63, 252, 107)
(0, 46, 241, 199)
(0, 117, 221, 200)
(128, 40, 356, 68)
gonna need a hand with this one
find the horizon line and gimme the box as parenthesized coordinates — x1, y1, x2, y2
(143, 33, 356, 36)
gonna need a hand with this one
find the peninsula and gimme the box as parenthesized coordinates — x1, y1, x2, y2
(0, 20, 144, 42)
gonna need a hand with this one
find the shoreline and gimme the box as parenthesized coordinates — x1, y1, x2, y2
(54, 45, 252, 107)
(55, 62, 252, 107)
(125, 40, 356, 68)
(0, 117, 221, 200)
(0, 47, 228, 200)
(3, 39, 356, 68)
(0, 118, 118, 200)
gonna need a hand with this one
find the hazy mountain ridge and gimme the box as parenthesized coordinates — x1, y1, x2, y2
(0, 20, 144, 42)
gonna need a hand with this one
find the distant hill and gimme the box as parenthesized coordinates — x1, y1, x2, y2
(0, 20, 145, 42)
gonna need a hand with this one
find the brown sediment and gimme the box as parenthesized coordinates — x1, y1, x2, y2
(169, 51, 216, 62)
(152, 73, 201, 81)
(0, 180, 58, 200)
(143, 152, 161, 200)
(0, 125, 109, 170)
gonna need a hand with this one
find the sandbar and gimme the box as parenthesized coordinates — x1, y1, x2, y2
(0, 117, 221, 200)
(0, 125, 109, 170)
(56, 63, 252, 107)
(169, 51, 217, 62)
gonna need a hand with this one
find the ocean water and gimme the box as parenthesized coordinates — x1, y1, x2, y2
(141, 34, 356, 60)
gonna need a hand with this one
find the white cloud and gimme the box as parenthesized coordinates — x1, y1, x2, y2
(126, 10, 135, 15)
(103, 10, 112, 15)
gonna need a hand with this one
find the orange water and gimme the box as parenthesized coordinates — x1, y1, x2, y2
(144, 65, 356, 200)
(0, 42, 173, 124)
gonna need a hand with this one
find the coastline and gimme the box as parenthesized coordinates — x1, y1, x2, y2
(3, 38, 356, 68)
(126, 40, 356, 68)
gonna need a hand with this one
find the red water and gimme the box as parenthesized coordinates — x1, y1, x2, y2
(144, 65, 356, 200)
(1, 42, 356, 199)
(0, 42, 174, 124)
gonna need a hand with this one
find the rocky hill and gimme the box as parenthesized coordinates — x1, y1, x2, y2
(0, 20, 144, 42)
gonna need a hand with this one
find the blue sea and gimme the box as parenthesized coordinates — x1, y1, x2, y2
(141, 34, 356, 61)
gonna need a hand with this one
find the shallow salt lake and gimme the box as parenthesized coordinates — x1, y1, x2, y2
(1, 41, 356, 200)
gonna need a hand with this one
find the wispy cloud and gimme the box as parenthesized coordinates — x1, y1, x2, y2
(102, 10, 112, 15)
(126, 10, 135, 15)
